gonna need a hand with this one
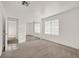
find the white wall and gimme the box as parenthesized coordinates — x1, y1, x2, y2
(41, 7, 79, 49)
(18, 17, 26, 43)
(0, 2, 6, 56)
(31, 6, 79, 49)
(0, 5, 3, 56)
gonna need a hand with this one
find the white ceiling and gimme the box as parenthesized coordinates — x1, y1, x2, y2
(1, 1, 79, 22)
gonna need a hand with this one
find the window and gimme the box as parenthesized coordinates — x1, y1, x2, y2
(45, 20, 51, 34)
(34, 23, 40, 33)
(45, 19, 59, 35)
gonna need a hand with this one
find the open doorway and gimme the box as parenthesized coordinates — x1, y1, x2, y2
(5, 17, 18, 51)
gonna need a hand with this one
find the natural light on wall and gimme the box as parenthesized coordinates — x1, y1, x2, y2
(34, 22, 40, 33)
(45, 19, 59, 35)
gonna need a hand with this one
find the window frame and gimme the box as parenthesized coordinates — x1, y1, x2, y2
(44, 19, 59, 36)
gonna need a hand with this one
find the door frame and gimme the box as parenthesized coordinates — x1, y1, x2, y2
(5, 17, 19, 51)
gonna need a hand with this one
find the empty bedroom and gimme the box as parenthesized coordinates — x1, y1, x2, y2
(0, 0, 79, 58)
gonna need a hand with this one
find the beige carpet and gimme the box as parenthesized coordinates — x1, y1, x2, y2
(1, 39, 79, 58)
